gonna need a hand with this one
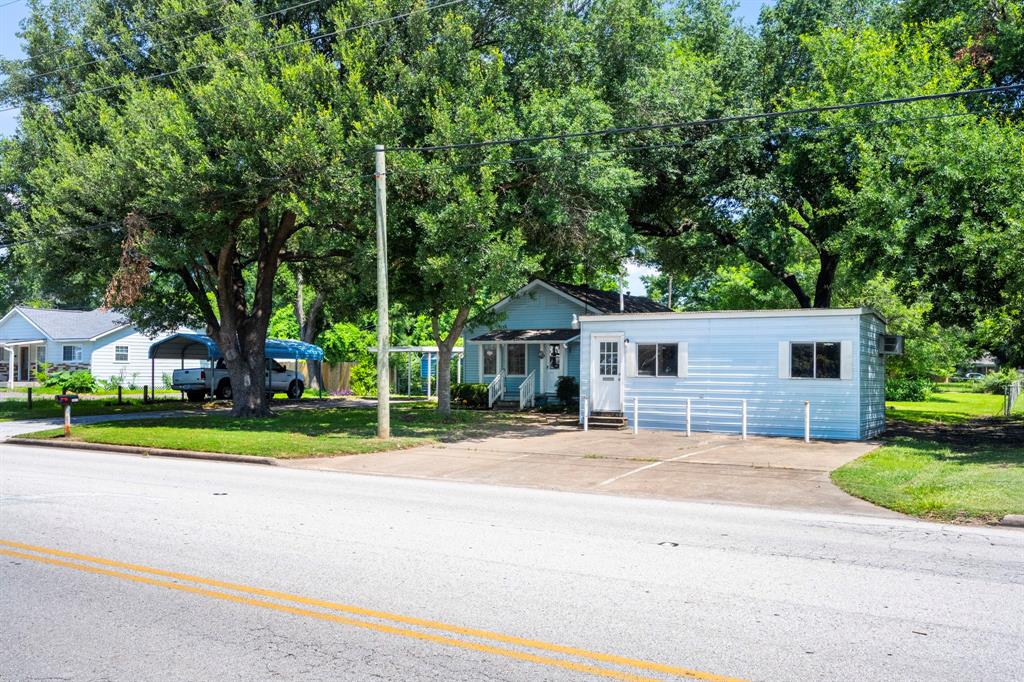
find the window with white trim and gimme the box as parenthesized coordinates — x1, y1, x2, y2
(791, 342, 841, 379)
(481, 344, 497, 375)
(62, 345, 82, 362)
(506, 344, 526, 376)
(115, 345, 129, 362)
(36, 346, 45, 364)
(636, 344, 678, 377)
(598, 341, 619, 376)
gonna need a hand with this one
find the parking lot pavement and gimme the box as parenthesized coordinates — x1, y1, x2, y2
(284, 426, 895, 517)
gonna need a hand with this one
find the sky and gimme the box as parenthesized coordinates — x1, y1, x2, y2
(0, 0, 773, 295)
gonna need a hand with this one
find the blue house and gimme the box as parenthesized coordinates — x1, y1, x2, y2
(464, 279, 891, 440)
(462, 279, 672, 408)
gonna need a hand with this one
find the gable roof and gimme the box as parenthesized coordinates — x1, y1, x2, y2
(540, 280, 672, 314)
(10, 306, 129, 341)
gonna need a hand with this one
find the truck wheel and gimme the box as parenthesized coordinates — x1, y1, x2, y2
(185, 390, 206, 403)
(215, 380, 232, 400)
(287, 380, 304, 400)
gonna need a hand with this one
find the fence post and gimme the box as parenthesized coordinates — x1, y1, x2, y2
(117, 385, 122, 405)
(27, 386, 32, 410)
(582, 396, 589, 432)
(804, 400, 811, 443)
(143, 385, 149, 403)
(741, 399, 747, 440)
(686, 398, 691, 437)
(633, 396, 639, 435)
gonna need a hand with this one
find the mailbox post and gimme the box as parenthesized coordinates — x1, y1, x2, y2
(55, 394, 79, 437)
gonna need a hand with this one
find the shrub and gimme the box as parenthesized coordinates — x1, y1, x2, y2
(450, 382, 488, 408)
(885, 376, 933, 402)
(555, 375, 579, 405)
(34, 362, 50, 384)
(162, 373, 174, 390)
(974, 367, 1022, 395)
(43, 369, 98, 394)
(349, 359, 377, 396)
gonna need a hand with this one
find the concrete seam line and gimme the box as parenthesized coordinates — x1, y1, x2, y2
(4, 438, 277, 466)
(597, 445, 731, 487)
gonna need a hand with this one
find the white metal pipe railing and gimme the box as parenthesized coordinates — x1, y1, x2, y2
(686, 398, 692, 437)
(741, 399, 748, 440)
(582, 396, 589, 431)
(804, 400, 811, 443)
(633, 396, 639, 435)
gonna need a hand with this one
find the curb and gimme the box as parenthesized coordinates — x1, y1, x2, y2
(998, 514, 1024, 528)
(5, 437, 277, 466)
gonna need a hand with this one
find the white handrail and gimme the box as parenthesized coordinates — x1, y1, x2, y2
(487, 371, 505, 408)
(519, 370, 536, 410)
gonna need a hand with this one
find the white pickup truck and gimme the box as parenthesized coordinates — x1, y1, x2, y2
(172, 359, 304, 402)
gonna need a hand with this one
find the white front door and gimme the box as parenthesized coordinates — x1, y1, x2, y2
(591, 335, 622, 412)
(543, 344, 563, 394)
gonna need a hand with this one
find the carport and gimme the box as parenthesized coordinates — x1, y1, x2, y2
(148, 333, 325, 398)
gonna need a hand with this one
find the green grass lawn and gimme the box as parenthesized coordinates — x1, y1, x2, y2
(886, 389, 1006, 424)
(22, 403, 528, 458)
(832, 437, 1023, 523)
(0, 397, 192, 422)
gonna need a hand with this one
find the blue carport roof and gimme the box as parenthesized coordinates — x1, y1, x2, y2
(149, 333, 324, 361)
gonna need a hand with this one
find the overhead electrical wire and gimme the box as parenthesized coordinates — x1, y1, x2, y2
(1, 103, 1010, 251)
(0, 0, 468, 114)
(384, 84, 1023, 153)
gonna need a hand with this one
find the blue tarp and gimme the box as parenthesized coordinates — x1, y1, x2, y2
(149, 333, 324, 361)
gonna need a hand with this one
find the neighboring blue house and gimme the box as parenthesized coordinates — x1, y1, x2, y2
(464, 280, 891, 440)
(0, 306, 198, 388)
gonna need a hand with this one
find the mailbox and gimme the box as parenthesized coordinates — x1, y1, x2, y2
(55, 394, 80, 406)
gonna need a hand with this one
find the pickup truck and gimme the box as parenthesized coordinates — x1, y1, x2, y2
(172, 359, 304, 402)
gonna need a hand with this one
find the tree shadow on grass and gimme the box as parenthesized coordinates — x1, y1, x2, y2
(883, 435, 1024, 467)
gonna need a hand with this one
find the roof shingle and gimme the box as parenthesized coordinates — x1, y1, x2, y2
(15, 306, 127, 340)
(542, 280, 671, 314)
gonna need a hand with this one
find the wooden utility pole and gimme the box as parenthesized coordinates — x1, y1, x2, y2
(374, 145, 391, 438)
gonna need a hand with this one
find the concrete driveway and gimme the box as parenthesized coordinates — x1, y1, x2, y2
(285, 424, 892, 517)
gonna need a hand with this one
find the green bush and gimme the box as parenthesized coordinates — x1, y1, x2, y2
(43, 369, 98, 394)
(349, 359, 377, 396)
(885, 376, 933, 402)
(450, 382, 488, 408)
(555, 375, 579, 405)
(974, 367, 1022, 395)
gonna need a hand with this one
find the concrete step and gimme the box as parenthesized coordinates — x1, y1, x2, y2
(587, 414, 627, 430)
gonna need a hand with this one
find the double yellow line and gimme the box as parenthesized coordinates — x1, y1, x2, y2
(0, 539, 745, 682)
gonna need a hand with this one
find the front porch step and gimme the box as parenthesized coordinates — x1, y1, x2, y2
(587, 412, 627, 430)
(492, 399, 523, 411)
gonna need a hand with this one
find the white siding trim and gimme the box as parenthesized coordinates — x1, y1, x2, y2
(677, 342, 688, 378)
(625, 342, 637, 377)
(840, 340, 853, 381)
(778, 341, 791, 379)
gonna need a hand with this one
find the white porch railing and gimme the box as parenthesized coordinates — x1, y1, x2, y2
(487, 371, 506, 408)
(519, 370, 536, 410)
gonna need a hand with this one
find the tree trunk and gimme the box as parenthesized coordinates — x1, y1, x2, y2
(431, 303, 472, 419)
(294, 274, 325, 391)
(812, 251, 840, 308)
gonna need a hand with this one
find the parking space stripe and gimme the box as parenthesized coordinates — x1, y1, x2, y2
(598, 445, 730, 487)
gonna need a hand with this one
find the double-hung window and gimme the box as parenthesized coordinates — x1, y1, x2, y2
(62, 345, 83, 362)
(790, 342, 841, 379)
(505, 344, 526, 376)
(114, 345, 129, 363)
(636, 343, 678, 377)
(481, 344, 498, 375)
(36, 346, 46, 364)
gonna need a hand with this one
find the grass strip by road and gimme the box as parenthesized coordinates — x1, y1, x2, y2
(0, 539, 744, 682)
(21, 403, 530, 458)
(0, 397, 192, 422)
(831, 437, 1023, 523)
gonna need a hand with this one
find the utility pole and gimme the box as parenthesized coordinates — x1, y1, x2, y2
(374, 144, 390, 439)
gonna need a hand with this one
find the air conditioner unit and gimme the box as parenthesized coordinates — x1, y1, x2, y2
(879, 334, 904, 356)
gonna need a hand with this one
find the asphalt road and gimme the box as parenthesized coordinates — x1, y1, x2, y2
(2, 443, 1022, 681)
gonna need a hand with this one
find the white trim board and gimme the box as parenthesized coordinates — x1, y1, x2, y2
(579, 307, 884, 323)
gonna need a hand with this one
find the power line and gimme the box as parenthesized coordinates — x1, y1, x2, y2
(0, 0, 467, 115)
(384, 84, 1024, 153)
(20, 0, 328, 83)
(386, 106, 1009, 179)
(0, 0, 27, 10)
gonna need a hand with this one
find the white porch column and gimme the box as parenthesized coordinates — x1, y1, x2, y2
(7, 346, 15, 390)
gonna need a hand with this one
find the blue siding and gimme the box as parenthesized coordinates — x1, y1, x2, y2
(462, 284, 585, 391)
(860, 314, 887, 438)
(580, 313, 870, 440)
